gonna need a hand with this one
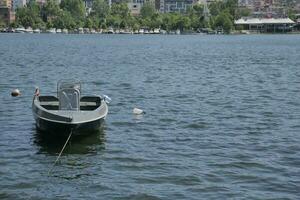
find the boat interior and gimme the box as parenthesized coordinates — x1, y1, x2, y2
(38, 96, 101, 111)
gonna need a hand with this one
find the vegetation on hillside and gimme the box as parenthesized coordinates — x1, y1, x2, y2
(12, 0, 239, 33)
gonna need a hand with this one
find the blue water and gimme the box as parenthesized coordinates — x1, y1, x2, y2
(0, 34, 300, 199)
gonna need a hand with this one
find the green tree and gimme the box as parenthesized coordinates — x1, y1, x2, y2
(214, 11, 233, 33)
(53, 10, 76, 29)
(209, 1, 223, 16)
(60, 0, 85, 20)
(130, 17, 140, 31)
(88, 16, 100, 29)
(14, 0, 239, 33)
(120, 19, 127, 29)
(84, 17, 94, 28)
(176, 15, 191, 31)
(287, 9, 296, 21)
(150, 13, 162, 29)
(192, 4, 204, 17)
(0, 17, 5, 28)
(43, 0, 61, 20)
(161, 13, 177, 31)
(106, 15, 121, 28)
(46, 20, 54, 28)
(224, 0, 237, 19)
(140, 2, 156, 18)
(10, 21, 18, 28)
(108, 3, 131, 29)
(188, 4, 206, 30)
(236, 8, 251, 18)
(16, 1, 44, 28)
(91, 0, 109, 18)
(111, 3, 130, 19)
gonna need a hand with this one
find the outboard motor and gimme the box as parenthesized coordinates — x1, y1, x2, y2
(57, 80, 81, 111)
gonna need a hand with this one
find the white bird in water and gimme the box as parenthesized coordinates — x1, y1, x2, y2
(133, 108, 145, 115)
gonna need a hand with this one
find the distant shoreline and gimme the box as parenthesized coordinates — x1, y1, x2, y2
(1, 32, 300, 35)
(1, 28, 300, 35)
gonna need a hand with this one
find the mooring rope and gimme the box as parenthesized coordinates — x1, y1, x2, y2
(48, 129, 73, 175)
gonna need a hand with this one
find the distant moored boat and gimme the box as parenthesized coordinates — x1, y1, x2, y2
(62, 29, 68, 34)
(15, 27, 25, 33)
(33, 29, 41, 33)
(47, 28, 56, 34)
(25, 27, 33, 33)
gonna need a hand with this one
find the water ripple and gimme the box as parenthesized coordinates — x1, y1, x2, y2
(0, 34, 299, 199)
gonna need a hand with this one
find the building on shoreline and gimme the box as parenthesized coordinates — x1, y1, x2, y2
(159, 0, 198, 13)
(0, 0, 26, 25)
(12, 0, 26, 11)
(128, 0, 144, 16)
(238, 0, 300, 18)
(104, 0, 203, 15)
(0, 0, 11, 8)
(0, 7, 15, 24)
(0, 0, 15, 25)
(234, 17, 295, 32)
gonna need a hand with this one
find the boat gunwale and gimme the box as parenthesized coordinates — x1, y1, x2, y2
(32, 95, 108, 125)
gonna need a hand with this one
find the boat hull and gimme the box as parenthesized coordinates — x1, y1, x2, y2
(32, 87, 108, 137)
(35, 115, 105, 136)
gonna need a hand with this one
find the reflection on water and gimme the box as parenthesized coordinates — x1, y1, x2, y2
(33, 125, 106, 155)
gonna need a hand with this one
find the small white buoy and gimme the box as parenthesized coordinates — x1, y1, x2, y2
(11, 89, 21, 97)
(133, 108, 145, 115)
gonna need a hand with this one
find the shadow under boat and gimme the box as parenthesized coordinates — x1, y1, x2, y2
(33, 125, 106, 154)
